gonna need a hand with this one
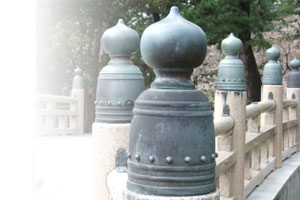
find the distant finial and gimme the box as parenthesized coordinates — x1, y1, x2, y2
(287, 58, 300, 88)
(217, 33, 245, 91)
(221, 33, 243, 56)
(72, 67, 84, 89)
(101, 19, 139, 56)
(262, 45, 282, 85)
(74, 67, 82, 76)
(266, 45, 280, 61)
(289, 58, 300, 71)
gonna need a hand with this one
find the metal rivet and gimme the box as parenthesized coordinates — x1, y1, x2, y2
(222, 78, 225, 82)
(238, 79, 241, 82)
(127, 101, 133, 106)
(184, 156, 191, 163)
(149, 156, 155, 162)
(215, 152, 218, 158)
(127, 152, 131, 158)
(200, 156, 206, 162)
(100, 101, 103, 105)
(233, 79, 236, 82)
(117, 101, 121, 105)
(135, 154, 140, 161)
(94, 101, 97, 104)
(211, 154, 216, 159)
(166, 156, 172, 164)
(108, 101, 111, 106)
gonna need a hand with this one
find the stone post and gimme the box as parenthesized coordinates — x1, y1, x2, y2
(214, 33, 246, 200)
(261, 45, 283, 168)
(125, 6, 219, 200)
(92, 19, 144, 200)
(286, 58, 300, 151)
(71, 67, 84, 134)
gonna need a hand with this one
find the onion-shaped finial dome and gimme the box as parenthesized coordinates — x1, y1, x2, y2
(266, 45, 280, 61)
(221, 33, 243, 55)
(72, 67, 83, 89)
(287, 58, 300, 88)
(217, 33, 245, 91)
(95, 19, 145, 123)
(289, 58, 300, 70)
(101, 19, 139, 56)
(262, 45, 282, 85)
(140, 6, 207, 89)
(127, 7, 216, 197)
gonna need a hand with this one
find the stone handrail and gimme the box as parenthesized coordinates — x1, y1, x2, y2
(214, 96, 299, 199)
(37, 67, 84, 136)
(246, 100, 276, 119)
(98, 19, 300, 200)
(283, 99, 298, 108)
(214, 116, 235, 136)
(37, 92, 84, 135)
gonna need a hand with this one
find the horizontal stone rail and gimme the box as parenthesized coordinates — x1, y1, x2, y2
(37, 94, 78, 103)
(37, 68, 84, 136)
(214, 116, 235, 136)
(283, 99, 298, 108)
(37, 93, 84, 136)
(245, 100, 276, 119)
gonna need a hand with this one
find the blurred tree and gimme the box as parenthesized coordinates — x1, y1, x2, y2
(37, 0, 131, 131)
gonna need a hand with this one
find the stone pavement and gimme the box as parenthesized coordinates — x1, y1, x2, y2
(34, 134, 92, 200)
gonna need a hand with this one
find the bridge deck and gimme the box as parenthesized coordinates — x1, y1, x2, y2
(34, 134, 92, 200)
(247, 152, 300, 200)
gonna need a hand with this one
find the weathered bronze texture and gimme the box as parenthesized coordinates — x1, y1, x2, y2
(217, 33, 245, 91)
(95, 19, 145, 123)
(287, 58, 300, 88)
(116, 148, 127, 173)
(127, 6, 216, 196)
(262, 45, 282, 85)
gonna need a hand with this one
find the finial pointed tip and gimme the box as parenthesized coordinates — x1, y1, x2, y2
(169, 6, 180, 16)
(171, 6, 179, 12)
(118, 19, 125, 25)
(229, 33, 234, 37)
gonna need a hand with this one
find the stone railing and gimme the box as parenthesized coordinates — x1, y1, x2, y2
(214, 95, 299, 199)
(92, 7, 300, 200)
(36, 67, 84, 136)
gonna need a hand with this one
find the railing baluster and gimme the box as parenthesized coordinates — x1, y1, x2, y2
(45, 102, 55, 130)
(245, 153, 251, 180)
(261, 141, 269, 164)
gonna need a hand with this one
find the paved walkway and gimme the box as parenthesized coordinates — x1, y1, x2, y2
(34, 134, 92, 200)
